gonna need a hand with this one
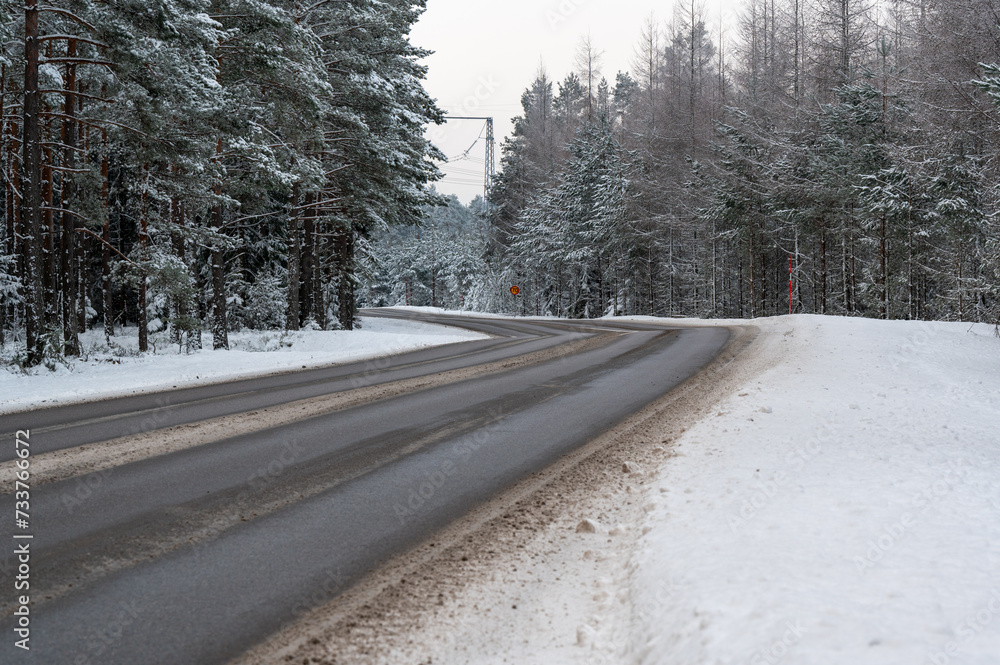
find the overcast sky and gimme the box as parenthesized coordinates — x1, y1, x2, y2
(411, 0, 740, 203)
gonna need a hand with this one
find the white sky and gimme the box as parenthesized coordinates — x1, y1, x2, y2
(411, 0, 741, 203)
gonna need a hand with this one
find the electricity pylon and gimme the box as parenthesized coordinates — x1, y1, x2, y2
(444, 116, 495, 208)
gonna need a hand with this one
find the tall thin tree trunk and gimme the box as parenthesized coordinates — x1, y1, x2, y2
(193, 250, 205, 351)
(61, 43, 79, 355)
(689, 0, 697, 135)
(880, 214, 888, 319)
(841, 0, 850, 79)
(849, 208, 857, 314)
(842, 238, 848, 314)
(668, 226, 674, 315)
(77, 75, 88, 334)
(286, 184, 301, 331)
(138, 177, 149, 352)
(300, 191, 316, 325)
(712, 218, 718, 315)
(22, 0, 45, 363)
(907, 219, 914, 320)
(3, 65, 14, 264)
(43, 152, 55, 327)
(647, 246, 653, 316)
(794, 0, 801, 111)
(211, 219, 228, 348)
(749, 213, 757, 318)
(794, 228, 801, 313)
(170, 198, 189, 349)
(101, 133, 113, 340)
(820, 222, 828, 315)
(738, 253, 745, 318)
(1, 64, 9, 347)
(336, 224, 355, 330)
(958, 254, 964, 321)
(210, 139, 228, 349)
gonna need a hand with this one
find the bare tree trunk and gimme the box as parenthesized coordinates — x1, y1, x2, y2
(689, 0, 697, 133)
(61, 42, 79, 355)
(792, 0, 800, 108)
(1, 64, 10, 347)
(842, 238, 848, 314)
(668, 226, 674, 315)
(880, 214, 888, 319)
(958, 254, 964, 321)
(647, 246, 653, 316)
(820, 222, 828, 315)
(794, 228, 801, 313)
(101, 132, 113, 340)
(138, 177, 149, 352)
(301, 191, 316, 325)
(286, 184, 301, 331)
(315, 214, 327, 330)
(738, 253, 745, 318)
(22, 0, 45, 363)
(210, 139, 228, 349)
(430, 252, 437, 307)
(849, 208, 857, 314)
(170, 199, 189, 349)
(749, 212, 757, 318)
(907, 218, 914, 320)
(193, 251, 205, 351)
(336, 224, 355, 330)
(841, 0, 850, 78)
(77, 76, 88, 334)
(43, 147, 55, 325)
(211, 211, 228, 349)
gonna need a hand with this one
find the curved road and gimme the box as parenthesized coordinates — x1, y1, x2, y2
(0, 310, 730, 665)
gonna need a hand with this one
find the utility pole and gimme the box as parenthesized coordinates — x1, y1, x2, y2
(484, 117, 494, 204)
(443, 116, 495, 208)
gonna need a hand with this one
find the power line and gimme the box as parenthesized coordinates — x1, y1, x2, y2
(446, 123, 487, 163)
(442, 116, 494, 206)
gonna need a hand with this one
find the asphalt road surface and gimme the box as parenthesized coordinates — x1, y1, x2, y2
(0, 310, 730, 665)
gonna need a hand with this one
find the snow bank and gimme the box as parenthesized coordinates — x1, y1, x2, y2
(0, 316, 488, 415)
(629, 316, 1000, 665)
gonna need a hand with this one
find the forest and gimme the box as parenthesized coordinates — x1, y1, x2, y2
(3, 1, 1000, 370)
(448, 0, 1000, 322)
(0, 0, 443, 366)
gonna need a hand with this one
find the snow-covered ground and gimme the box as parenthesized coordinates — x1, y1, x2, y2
(625, 316, 1000, 665)
(0, 316, 488, 415)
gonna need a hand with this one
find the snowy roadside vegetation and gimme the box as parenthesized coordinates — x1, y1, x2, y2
(0, 316, 487, 415)
(363, 194, 492, 311)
